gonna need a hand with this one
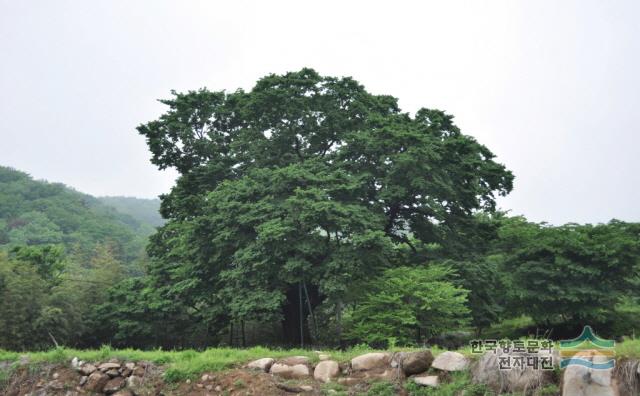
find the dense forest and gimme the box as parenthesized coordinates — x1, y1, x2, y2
(1, 69, 638, 353)
(0, 166, 160, 349)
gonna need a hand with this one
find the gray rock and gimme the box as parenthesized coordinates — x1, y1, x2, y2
(105, 369, 120, 377)
(351, 352, 391, 371)
(402, 350, 434, 375)
(85, 372, 110, 392)
(270, 363, 310, 379)
(103, 377, 126, 394)
(247, 357, 275, 372)
(562, 352, 617, 396)
(79, 364, 97, 375)
(132, 366, 146, 376)
(432, 351, 469, 371)
(79, 376, 88, 386)
(112, 390, 134, 396)
(99, 362, 121, 371)
(472, 349, 553, 393)
(279, 356, 310, 365)
(314, 360, 340, 383)
(414, 375, 439, 387)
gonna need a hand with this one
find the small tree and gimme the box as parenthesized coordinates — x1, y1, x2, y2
(347, 265, 470, 346)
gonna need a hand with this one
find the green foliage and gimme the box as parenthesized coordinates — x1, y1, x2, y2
(500, 220, 640, 331)
(0, 166, 156, 266)
(0, 243, 132, 350)
(0, 166, 166, 350)
(365, 381, 400, 396)
(135, 68, 513, 346)
(536, 384, 560, 396)
(321, 382, 347, 396)
(347, 265, 470, 346)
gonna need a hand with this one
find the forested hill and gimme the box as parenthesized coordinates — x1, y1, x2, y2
(0, 166, 159, 265)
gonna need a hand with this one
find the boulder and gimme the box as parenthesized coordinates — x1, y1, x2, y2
(80, 364, 97, 375)
(414, 375, 439, 387)
(402, 350, 434, 375)
(563, 351, 618, 396)
(125, 362, 135, 370)
(71, 357, 79, 368)
(351, 352, 391, 371)
(279, 356, 310, 365)
(103, 377, 126, 394)
(472, 349, 553, 393)
(106, 369, 120, 377)
(432, 351, 469, 371)
(99, 362, 121, 371)
(563, 366, 617, 396)
(85, 372, 110, 392)
(126, 375, 145, 395)
(314, 360, 340, 383)
(132, 366, 146, 376)
(363, 368, 400, 381)
(112, 390, 134, 396)
(79, 376, 88, 386)
(247, 357, 275, 372)
(270, 363, 310, 379)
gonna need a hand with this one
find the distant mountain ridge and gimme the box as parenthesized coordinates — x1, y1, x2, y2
(98, 196, 165, 228)
(0, 166, 162, 263)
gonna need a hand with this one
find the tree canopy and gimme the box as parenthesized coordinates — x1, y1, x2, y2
(136, 68, 514, 345)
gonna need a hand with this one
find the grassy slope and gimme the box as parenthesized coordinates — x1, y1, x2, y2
(0, 345, 423, 382)
(1, 340, 638, 382)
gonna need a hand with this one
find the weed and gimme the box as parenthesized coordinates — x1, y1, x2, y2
(366, 381, 398, 396)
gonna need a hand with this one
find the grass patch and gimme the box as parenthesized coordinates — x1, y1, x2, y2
(366, 381, 399, 396)
(321, 381, 347, 395)
(615, 338, 640, 358)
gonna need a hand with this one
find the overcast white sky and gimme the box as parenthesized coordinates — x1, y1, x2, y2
(1, 1, 638, 224)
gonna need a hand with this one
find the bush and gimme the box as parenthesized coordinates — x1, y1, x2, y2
(347, 265, 470, 346)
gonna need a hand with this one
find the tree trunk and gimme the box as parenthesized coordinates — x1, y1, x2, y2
(281, 284, 312, 347)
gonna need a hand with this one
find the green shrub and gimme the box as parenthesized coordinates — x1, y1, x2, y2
(347, 265, 470, 346)
(366, 381, 399, 396)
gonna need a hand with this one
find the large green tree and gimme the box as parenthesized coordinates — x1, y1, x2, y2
(501, 220, 640, 334)
(137, 68, 513, 345)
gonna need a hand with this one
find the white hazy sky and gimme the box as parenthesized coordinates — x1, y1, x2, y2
(1, 0, 638, 224)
